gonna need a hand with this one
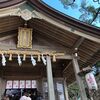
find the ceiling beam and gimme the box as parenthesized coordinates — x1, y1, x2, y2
(35, 11, 100, 43)
(56, 55, 72, 60)
(72, 37, 84, 50)
(33, 26, 71, 48)
(2, 75, 41, 80)
(63, 61, 72, 74)
(29, 21, 75, 47)
(0, 34, 16, 41)
(63, 37, 85, 75)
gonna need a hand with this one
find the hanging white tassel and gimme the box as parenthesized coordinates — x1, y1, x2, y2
(31, 55, 36, 66)
(2, 54, 6, 66)
(17, 54, 22, 66)
(42, 54, 46, 65)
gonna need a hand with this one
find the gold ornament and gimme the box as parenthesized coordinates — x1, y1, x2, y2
(23, 54, 26, 61)
(9, 54, 12, 61)
(53, 55, 56, 62)
(38, 54, 41, 62)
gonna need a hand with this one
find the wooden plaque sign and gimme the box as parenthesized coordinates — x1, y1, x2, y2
(17, 27, 32, 48)
(6, 80, 37, 89)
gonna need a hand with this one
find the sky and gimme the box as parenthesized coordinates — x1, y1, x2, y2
(42, 0, 100, 27)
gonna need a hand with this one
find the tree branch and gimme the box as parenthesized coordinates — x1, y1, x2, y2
(67, 0, 75, 5)
(61, 0, 76, 6)
(90, 7, 100, 24)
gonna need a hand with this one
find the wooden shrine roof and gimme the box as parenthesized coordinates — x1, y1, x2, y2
(0, 0, 99, 38)
(0, 0, 99, 84)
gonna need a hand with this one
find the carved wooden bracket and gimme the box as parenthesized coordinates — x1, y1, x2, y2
(0, 3, 42, 20)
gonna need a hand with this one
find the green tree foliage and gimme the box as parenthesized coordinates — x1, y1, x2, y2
(59, 0, 100, 25)
(60, 0, 77, 9)
(95, 61, 100, 67)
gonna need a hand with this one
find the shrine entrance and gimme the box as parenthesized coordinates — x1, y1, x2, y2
(4, 79, 65, 100)
(5, 80, 37, 100)
(1, 56, 69, 100)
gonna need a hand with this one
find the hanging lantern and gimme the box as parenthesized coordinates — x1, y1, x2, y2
(9, 54, 12, 61)
(2, 53, 6, 66)
(17, 54, 22, 66)
(31, 55, 36, 66)
(41, 54, 46, 65)
(85, 72, 98, 90)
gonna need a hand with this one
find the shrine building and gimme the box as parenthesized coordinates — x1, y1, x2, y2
(0, 1, 100, 100)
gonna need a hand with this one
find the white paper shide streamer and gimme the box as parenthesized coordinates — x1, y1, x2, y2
(2, 54, 6, 66)
(42, 54, 46, 65)
(31, 55, 36, 66)
(17, 54, 22, 66)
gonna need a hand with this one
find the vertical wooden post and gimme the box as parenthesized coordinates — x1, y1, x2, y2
(0, 78, 2, 100)
(46, 55, 56, 100)
(63, 78, 69, 100)
(72, 56, 87, 100)
(0, 78, 6, 100)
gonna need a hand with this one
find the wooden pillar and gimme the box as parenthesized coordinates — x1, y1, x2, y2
(72, 56, 87, 100)
(46, 55, 56, 100)
(63, 78, 69, 100)
(0, 78, 2, 100)
(37, 79, 42, 93)
(0, 78, 6, 100)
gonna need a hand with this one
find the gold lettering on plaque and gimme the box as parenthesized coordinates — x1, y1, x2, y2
(17, 27, 32, 48)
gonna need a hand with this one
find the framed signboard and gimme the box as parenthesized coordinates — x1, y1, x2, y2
(13, 80, 19, 89)
(19, 80, 25, 89)
(32, 80, 37, 88)
(26, 80, 31, 88)
(6, 80, 37, 89)
(17, 27, 32, 48)
(6, 80, 13, 89)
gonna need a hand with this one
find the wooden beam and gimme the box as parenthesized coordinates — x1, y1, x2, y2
(0, 42, 69, 52)
(34, 33, 70, 48)
(34, 34, 70, 53)
(0, 49, 72, 60)
(63, 61, 72, 73)
(63, 78, 69, 100)
(65, 72, 75, 80)
(72, 37, 84, 52)
(72, 56, 87, 100)
(56, 55, 72, 60)
(63, 37, 84, 74)
(32, 19, 78, 43)
(0, 78, 6, 100)
(34, 27, 71, 48)
(46, 56, 56, 100)
(84, 50, 100, 66)
(2, 75, 41, 80)
(35, 11, 100, 43)
(0, 34, 16, 41)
